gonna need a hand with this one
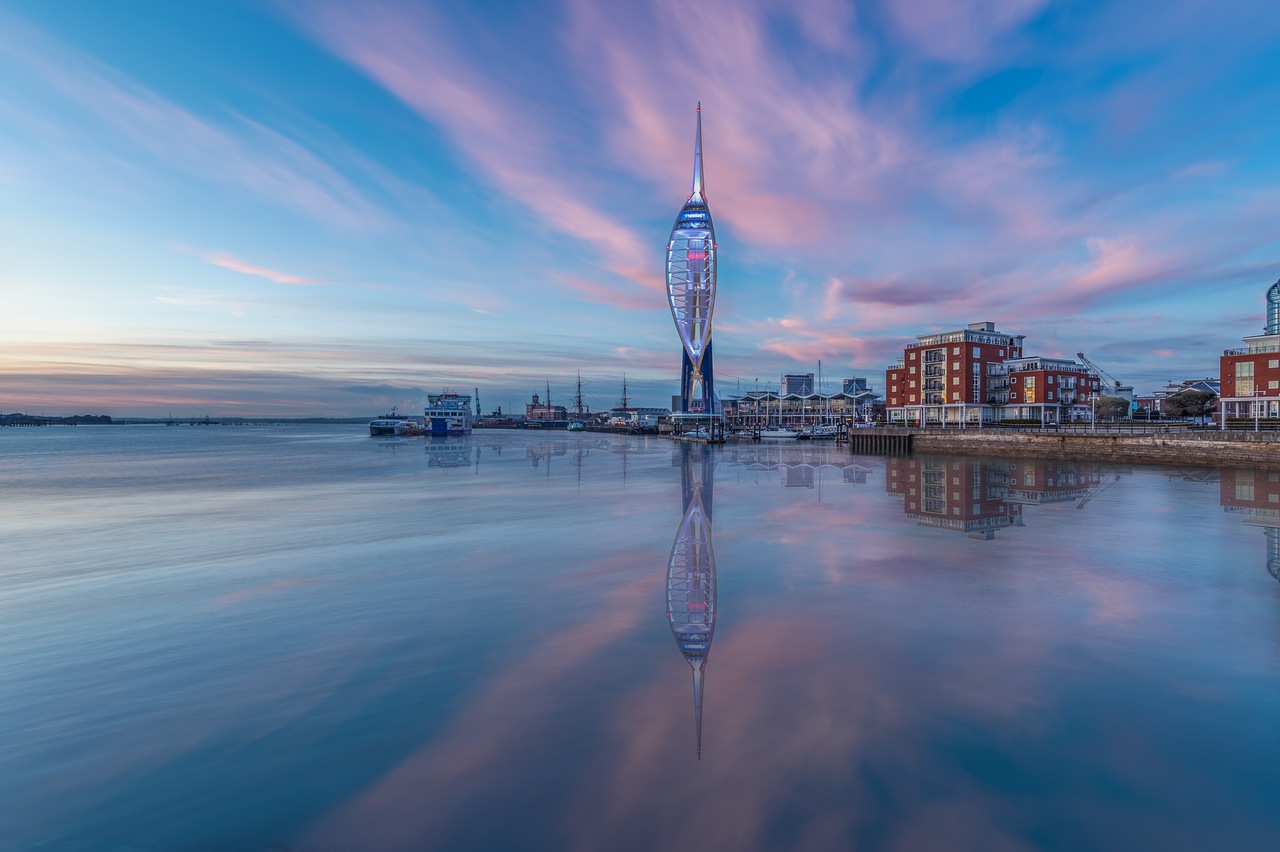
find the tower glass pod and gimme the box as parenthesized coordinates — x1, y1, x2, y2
(667, 104, 717, 414)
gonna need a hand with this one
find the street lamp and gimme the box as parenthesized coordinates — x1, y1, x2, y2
(1091, 393, 1097, 433)
(1257, 387, 1265, 432)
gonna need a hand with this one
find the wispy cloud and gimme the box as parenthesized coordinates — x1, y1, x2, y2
(291, 1, 660, 295)
(0, 12, 389, 229)
(204, 253, 322, 286)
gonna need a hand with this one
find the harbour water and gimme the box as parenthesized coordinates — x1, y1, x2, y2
(2, 426, 1279, 850)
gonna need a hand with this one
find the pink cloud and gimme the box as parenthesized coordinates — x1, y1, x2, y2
(293, 2, 659, 293)
(205, 253, 321, 285)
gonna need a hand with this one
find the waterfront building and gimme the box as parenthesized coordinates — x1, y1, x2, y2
(723, 388, 878, 427)
(885, 321, 1104, 425)
(1002, 357, 1102, 423)
(524, 392, 568, 422)
(1219, 280, 1280, 424)
(1147, 378, 1220, 420)
(667, 105, 718, 417)
(781, 373, 814, 395)
(886, 321, 1025, 425)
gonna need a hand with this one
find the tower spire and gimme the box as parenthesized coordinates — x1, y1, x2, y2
(690, 102, 704, 203)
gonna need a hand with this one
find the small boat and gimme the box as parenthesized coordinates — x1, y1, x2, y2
(567, 420, 586, 432)
(759, 427, 800, 440)
(810, 423, 842, 440)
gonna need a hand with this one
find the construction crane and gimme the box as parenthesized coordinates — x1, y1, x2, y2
(1077, 352, 1124, 394)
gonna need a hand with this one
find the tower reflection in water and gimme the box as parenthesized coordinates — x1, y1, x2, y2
(667, 443, 717, 759)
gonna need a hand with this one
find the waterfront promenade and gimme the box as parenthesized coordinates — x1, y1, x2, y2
(857, 424, 1280, 468)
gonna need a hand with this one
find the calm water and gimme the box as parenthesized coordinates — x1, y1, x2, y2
(2, 426, 1278, 851)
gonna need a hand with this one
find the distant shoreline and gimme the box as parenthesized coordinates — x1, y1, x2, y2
(2, 416, 371, 427)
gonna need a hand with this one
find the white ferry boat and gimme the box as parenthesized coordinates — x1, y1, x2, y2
(369, 409, 425, 437)
(425, 391, 475, 435)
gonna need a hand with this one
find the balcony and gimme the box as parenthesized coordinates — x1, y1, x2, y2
(1224, 345, 1280, 355)
(923, 366, 944, 378)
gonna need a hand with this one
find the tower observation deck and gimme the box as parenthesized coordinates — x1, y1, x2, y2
(667, 104, 718, 416)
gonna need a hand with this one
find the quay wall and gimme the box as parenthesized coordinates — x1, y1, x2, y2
(858, 428, 1280, 469)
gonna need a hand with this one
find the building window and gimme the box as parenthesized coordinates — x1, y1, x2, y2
(1048, 391, 1054, 400)
(1270, 360, 1278, 368)
(1270, 381, 1278, 390)
(1048, 375, 1055, 384)
(909, 380, 916, 388)
(1237, 361, 1255, 396)
(952, 362, 960, 370)
(952, 377, 960, 385)
(1012, 376, 1020, 384)
(973, 347, 981, 357)
(909, 366, 916, 374)
(999, 349, 1005, 356)
(953, 346, 960, 355)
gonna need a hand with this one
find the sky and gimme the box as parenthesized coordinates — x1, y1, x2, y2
(2, 0, 1280, 417)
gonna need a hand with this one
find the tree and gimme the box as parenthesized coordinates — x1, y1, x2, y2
(1163, 390, 1216, 420)
(1093, 395, 1130, 420)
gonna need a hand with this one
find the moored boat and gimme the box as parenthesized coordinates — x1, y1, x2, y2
(369, 418, 403, 436)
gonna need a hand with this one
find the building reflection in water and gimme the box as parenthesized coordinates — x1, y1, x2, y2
(1220, 469, 1280, 583)
(885, 457, 1106, 539)
(667, 443, 717, 759)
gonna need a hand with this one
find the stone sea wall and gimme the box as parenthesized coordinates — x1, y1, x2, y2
(904, 430, 1280, 468)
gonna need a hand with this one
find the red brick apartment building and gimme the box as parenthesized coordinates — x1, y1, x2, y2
(1219, 281, 1280, 424)
(886, 322, 1103, 425)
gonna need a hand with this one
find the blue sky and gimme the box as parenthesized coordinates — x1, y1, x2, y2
(2, 0, 1279, 416)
